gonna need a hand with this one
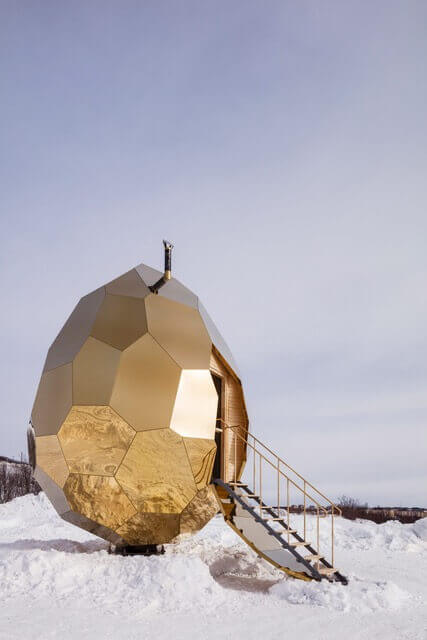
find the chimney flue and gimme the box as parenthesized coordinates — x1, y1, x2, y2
(150, 240, 174, 293)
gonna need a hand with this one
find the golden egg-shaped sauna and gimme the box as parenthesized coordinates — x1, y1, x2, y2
(30, 242, 248, 549)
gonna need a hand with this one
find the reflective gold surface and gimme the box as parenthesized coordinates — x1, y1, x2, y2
(35, 435, 69, 487)
(145, 294, 211, 368)
(110, 334, 180, 431)
(58, 406, 135, 475)
(91, 294, 148, 350)
(180, 486, 218, 534)
(34, 466, 70, 515)
(170, 370, 217, 439)
(117, 512, 180, 545)
(64, 474, 136, 530)
(43, 287, 105, 372)
(116, 429, 197, 513)
(72, 337, 121, 405)
(32, 259, 248, 545)
(105, 269, 150, 298)
(183, 437, 216, 489)
(31, 363, 72, 436)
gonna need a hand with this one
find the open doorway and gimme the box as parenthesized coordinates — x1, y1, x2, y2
(211, 374, 223, 480)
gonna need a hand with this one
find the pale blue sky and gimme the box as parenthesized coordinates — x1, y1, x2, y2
(1, 1, 426, 505)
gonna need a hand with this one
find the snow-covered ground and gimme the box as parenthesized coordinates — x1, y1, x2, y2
(0, 494, 426, 639)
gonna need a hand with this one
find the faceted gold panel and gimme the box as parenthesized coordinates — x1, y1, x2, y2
(64, 474, 136, 530)
(117, 512, 180, 545)
(58, 405, 135, 476)
(145, 294, 211, 368)
(183, 438, 216, 489)
(62, 510, 124, 545)
(43, 287, 105, 372)
(110, 334, 180, 431)
(116, 429, 197, 513)
(72, 337, 121, 405)
(199, 300, 240, 378)
(35, 435, 69, 488)
(105, 269, 150, 298)
(136, 263, 198, 309)
(31, 363, 72, 436)
(34, 466, 70, 515)
(180, 486, 218, 534)
(170, 370, 218, 439)
(91, 294, 148, 351)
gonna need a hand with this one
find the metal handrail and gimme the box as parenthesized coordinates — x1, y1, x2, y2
(217, 419, 340, 570)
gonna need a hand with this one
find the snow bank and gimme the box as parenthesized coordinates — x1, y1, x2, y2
(0, 494, 423, 619)
(270, 575, 410, 612)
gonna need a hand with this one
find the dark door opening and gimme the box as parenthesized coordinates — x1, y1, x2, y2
(211, 374, 223, 480)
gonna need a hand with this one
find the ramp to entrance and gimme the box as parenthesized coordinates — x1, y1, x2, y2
(213, 425, 347, 584)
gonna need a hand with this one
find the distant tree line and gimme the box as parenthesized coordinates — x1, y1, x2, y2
(0, 456, 41, 504)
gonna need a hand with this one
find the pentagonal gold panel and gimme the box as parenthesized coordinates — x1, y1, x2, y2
(31, 363, 72, 436)
(183, 437, 216, 489)
(58, 406, 135, 476)
(43, 287, 105, 372)
(72, 337, 121, 405)
(170, 370, 217, 439)
(110, 334, 180, 431)
(117, 512, 180, 545)
(180, 486, 218, 534)
(116, 429, 197, 513)
(91, 294, 148, 351)
(64, 474, 136, 530)
(35, 435, 69, 488)
(145, 294, 211, 368)
(105, 269, 150, 298)
(34, 466, 70, 515)
(136, 263, 199, 309)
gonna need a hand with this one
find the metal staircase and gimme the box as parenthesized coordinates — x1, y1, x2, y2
(213, 424, 348, 584)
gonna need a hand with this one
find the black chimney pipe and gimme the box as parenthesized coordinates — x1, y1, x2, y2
(150, 240, 174, 293)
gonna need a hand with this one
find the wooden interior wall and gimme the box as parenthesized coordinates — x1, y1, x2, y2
(210, 348, 248, 482)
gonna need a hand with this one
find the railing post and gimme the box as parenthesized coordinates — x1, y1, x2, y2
(303, 480, 307, 541)
(317, 507, 320, 572)
(332, 510, 335, 568)
(277, 460, 280, 516)
(287, 478, 290, 543)
(234, 428, 237, 483)
(259, 452, 262, 518)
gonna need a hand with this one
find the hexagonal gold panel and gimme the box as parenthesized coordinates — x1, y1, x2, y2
(170, 370, 218, 439)
(58, 406, 135, 476)
(31, 363, 72, 436)
(35, 435, 69, 488)
(64, 474, 136, 530)
(183, 437, 216, 490)
(117, 512, 180, 545)
(180, 486, 218, 534)
(110, 334, 180, 431)
(145, 294, 211, 368)
(72, 337, 121, 405)
(91, 294, 148, 351)
(116, 429, 197, 513)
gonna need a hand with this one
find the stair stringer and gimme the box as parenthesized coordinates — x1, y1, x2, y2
(213, 480, 322, 582)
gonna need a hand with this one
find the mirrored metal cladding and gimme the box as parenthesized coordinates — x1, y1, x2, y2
(31, 262, 249, 545)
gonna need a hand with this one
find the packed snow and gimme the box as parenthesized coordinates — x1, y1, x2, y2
(0, 493, 426, 639)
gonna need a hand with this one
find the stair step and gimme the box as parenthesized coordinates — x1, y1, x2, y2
(304, 554, 323, 561)
(289, 541, 310, 547)
(228, 482, 247, 487)
(318, 567, 337, 576)
(266, 517, 288, 522)
(242, 493, 259, 498)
